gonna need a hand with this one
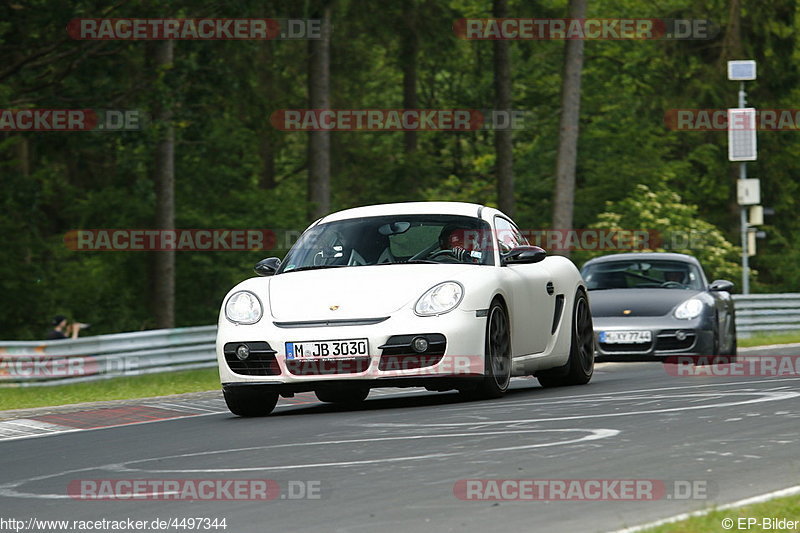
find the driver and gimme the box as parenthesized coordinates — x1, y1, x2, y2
(663, 270, 687, 284)
(438, 225, 479, 263)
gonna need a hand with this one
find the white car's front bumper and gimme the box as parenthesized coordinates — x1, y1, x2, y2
(217, 307, 488, 391)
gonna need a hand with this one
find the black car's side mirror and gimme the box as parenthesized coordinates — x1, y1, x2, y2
(254, 257, 282, 276)
(503, 245, 547, 265)
(709, 279, 734, 292)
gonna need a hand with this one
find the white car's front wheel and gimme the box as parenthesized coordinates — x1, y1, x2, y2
(463, 299, 511, 399)
(223, 387, 279, 417)
(315, 387, 370, 405)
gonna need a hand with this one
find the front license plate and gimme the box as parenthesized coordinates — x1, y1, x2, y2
(285, 338, 369, 359)
(599, 330, 652, 344)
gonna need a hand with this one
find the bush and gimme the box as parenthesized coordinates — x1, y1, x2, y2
(574, 184, 745, 287)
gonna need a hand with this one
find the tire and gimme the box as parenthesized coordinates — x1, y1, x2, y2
(669, 316, 737, 366)
(722, 317, 737, 362)
(711, 320, 720, 356)
(466, 299, 512, 399)
(729, 321, 738, 361)
(537, 290, 594, 388)
(694, 319, 733, 366)
(223, 387, 279, 417)
(315, 386, 370, 404)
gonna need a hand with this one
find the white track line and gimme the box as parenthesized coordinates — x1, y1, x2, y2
(611, 484, 800, 533)
(1, 377, 798, 443)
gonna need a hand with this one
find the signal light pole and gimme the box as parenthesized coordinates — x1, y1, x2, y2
(727, 60, 757, 294)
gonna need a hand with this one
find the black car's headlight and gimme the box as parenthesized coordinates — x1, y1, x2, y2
(674, 298, 703, 320)
(225, 291, 263, 324)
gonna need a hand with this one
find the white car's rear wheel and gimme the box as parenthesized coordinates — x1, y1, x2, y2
(538, 290, 594, 387)
(223, 387, 279, 417)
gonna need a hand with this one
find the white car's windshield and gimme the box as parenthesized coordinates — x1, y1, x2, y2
(582, 260, 704, 290)
(279, 214, 495, 273)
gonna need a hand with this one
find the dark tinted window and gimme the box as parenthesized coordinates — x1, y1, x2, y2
(582, 260, 703, 290)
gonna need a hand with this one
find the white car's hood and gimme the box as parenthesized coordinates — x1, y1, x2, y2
(268, 265, 474, 321)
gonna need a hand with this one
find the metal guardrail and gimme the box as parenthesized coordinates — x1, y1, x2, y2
(0, 325, 216, 387)
(1, 293, 797, 386)
(733, 294, 800, 338)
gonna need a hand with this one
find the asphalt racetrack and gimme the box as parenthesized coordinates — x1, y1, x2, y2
(1, 345, 799, 533)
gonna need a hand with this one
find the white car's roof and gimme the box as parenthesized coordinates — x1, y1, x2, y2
(320, 201, 488, 223)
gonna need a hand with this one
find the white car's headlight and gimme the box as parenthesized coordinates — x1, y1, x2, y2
(225, 291, 263, 324)
(674, 298, 703, 320)
(415, 281, 464, 316)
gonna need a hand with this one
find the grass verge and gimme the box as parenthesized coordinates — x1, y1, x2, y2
(0, 367, 220, 411)
(739, 332, 800, 348)
(643, 493, 800, 532)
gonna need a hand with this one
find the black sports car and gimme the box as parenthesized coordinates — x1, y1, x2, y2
(581, 252, 737, 361)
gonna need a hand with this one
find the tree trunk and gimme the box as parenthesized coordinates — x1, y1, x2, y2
(493, 0, 514, 216)
(401, 0, 418, 155)
(720, 0, 744, 220)
(17, 136, 30, 177)
(152, 40, 175, 329)
(307, 1, 333, 221)
(258, 40, 276, 190)
(259, 134, 276, 190)
(552, 0, 587, 254)
(720, 0, 743, 62)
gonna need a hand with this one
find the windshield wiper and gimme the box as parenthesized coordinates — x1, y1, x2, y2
(282, 264, 348, 273)
(378, 259, 439, 265)
(288, 260, 444, 272)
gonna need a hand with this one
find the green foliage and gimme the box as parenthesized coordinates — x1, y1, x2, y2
(577, 184, 744, 286)
(0, 0, 798, 339)
(644, 493, 800, 533)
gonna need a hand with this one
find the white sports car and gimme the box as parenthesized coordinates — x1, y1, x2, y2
(217, 202, 594, 416)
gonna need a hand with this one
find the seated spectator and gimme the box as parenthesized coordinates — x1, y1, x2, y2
(46, 315, 88, 340)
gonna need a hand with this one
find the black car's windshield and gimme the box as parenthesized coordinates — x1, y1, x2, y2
(278, 214, 495, 273)
(582, 260, 704, 290)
